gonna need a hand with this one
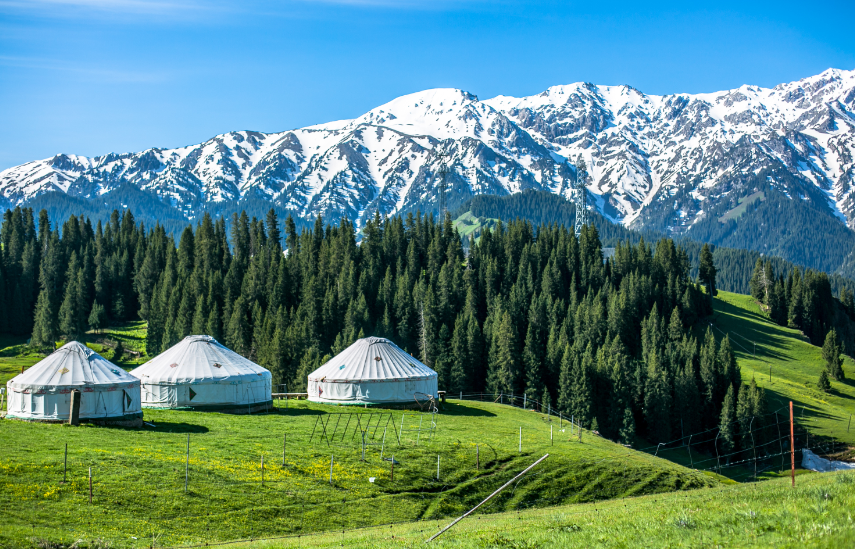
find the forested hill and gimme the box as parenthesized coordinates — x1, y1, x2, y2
(4, 206, 854, 448)
(452, 190, 855, 296)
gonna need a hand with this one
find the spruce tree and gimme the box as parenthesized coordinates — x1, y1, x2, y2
(619, 407, 635, 446)
(822, 329, 845, 381)
(818, 369, 831, 392)
(698, 243, 717, 298)
(718, 384, 736, 457)
(88, 301, 107, 333)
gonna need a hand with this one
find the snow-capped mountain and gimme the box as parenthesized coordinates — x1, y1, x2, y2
(2, 69, 855, 244)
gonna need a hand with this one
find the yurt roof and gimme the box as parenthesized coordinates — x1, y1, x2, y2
(308, 337, 436, 382)
(7, 341, 138, 391)
(130, 335, 271, 384)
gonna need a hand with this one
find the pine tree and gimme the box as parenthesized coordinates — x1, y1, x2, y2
(822, 329, 845, 381)
(698, 243, 717, 298)
(491, 311, 519, 395)
(619, 407, 635, 446)
(31, 288, 57, 350)
(699, 328, 718, 419)
(716, 335, 741, 393)
(718, 384, 736, 457)
(88, 301, 107, 333)
(557, 343, 574, 415)
(643, 348, 671, 442)
(818, 369, 831, 392)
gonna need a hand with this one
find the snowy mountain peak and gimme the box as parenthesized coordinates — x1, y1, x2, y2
(2, 68, 855, 241)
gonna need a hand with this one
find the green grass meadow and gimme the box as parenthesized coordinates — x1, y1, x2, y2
(2, 292, 855, 547)
(0, 400, 718, 548)
(241, 469, 855, 549)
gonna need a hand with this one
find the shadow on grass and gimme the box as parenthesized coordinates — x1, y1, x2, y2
(439, 403, 498, 417)
(270, 407, 325, 417)
(142, 421, 210, 433)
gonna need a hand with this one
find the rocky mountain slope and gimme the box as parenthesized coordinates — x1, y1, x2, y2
(2, 69, 855, 273)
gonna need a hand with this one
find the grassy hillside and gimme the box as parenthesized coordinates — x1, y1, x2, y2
(712, 291, 855, 445)
(0, 398, 718, 549)
(232, 470, 855, 548)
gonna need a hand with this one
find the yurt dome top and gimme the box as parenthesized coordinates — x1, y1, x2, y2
(309, 337, 436, 382)
(130, 335, 271, 384)
(7, 341, 137, 393)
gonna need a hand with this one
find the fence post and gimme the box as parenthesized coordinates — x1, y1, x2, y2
(714, 430, 721, 474)
(523, 393, 526, 409)
(63, 443, 67, 483)
(185, 434, 190, 493)
(459, 391, 462, 401)
(749, 416, 757, 480)
(790, 401, 795, 488)
(687, 435, 693, 469)
(88, 467, 92, 504)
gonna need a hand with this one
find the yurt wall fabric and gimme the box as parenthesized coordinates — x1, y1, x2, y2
(308, 337, 437, 404)
(5, 341, 141, 422)
(130, 335, 272, 409)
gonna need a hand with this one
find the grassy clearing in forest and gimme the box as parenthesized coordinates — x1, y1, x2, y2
(0, 399, 719, 548)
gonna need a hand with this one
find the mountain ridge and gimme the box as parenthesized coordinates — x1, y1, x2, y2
(3, 68, 855, 273)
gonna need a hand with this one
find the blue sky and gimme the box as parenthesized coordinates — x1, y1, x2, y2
(1, 0, 853, 170)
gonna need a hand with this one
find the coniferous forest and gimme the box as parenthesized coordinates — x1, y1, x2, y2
(4, 205, 846, 450)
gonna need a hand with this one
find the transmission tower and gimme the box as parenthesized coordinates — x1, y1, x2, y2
(573, 154, 588, 238)
(435, 151, 451, 221)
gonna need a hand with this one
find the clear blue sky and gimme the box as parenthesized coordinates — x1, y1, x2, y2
(1, 0, 853, 170)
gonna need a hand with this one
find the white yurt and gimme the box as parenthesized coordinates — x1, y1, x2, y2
(5, 341, 142, 426)
(308, 337, 438, 405)
(130, 335, 272, 412)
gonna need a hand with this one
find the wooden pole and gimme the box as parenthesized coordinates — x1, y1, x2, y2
(427, 454, 550, 542)
(88, 467, 92, 504)
(790, 401, 795, 488)
(185, 434, 190, 493)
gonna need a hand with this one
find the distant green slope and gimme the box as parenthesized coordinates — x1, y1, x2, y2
(712, 291, 855, 445)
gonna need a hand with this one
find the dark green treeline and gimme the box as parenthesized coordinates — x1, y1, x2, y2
(5, 206, 763, 445)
